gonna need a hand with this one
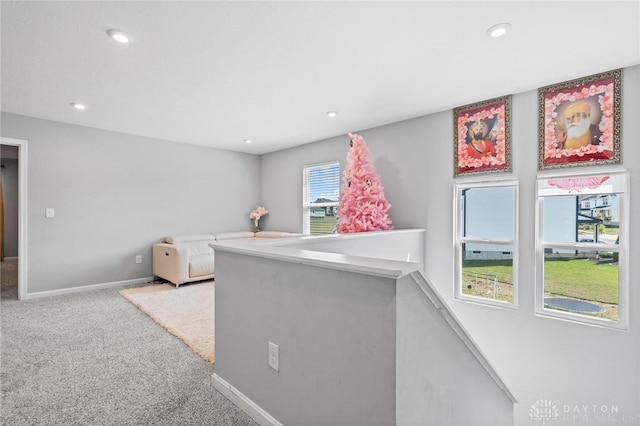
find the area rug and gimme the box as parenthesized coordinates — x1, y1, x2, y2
(120, 281, 215, 363)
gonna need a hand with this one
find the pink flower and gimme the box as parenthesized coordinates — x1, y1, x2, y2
(250, 206, 269, 227)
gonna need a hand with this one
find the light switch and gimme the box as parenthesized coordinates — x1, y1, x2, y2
(45, 208, 55, 218)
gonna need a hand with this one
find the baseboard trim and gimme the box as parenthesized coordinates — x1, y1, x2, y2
(212, 373, 283, 426)
(24, 277, 153, 299)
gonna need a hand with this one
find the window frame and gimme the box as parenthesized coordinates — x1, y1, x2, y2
(535, 168, 629, 330)
(302, 161, 340, 235)
(453, 178, 519, 309)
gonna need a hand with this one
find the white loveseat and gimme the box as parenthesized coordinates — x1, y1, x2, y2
(152, 231, 300, 287)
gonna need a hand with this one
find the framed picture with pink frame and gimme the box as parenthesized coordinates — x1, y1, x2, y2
(453, 95, 512, 177)
(538, 69, 622, 170)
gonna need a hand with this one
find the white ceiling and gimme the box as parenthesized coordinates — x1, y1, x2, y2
(2, 1, 639, 155)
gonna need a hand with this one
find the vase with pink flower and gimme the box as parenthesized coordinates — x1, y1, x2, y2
(250, 206, 269, 232)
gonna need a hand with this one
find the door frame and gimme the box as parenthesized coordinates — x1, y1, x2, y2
(1, 137, 28, 300)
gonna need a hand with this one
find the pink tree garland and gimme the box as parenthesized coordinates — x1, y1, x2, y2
(337, 133, 393, 233)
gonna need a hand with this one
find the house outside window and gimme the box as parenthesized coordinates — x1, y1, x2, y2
(535, 170, 628, 330)
(454, 179, 519, 308)
(303, 161, 340, 235)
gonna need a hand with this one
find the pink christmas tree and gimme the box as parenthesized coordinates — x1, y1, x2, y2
(337, 133, 393, 233)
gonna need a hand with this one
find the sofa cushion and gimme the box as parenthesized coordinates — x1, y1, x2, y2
(215, 231, 256, 241)
(166, 234, 216, 244)
(181, 242, 215, 255)
(189, 253, 215, 277)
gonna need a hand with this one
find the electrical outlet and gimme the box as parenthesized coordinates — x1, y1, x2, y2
(268, 342, 279, 371)
(45, 208, 55, 218)
(135, 255, 142, 264)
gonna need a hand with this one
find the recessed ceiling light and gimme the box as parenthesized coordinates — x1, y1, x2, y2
(486, 23, 512, 38)
(70, 102, 86, 110)
(107, 29, 132, 44)
(244, 139, 253, 144)
(326, 111, 338, 118)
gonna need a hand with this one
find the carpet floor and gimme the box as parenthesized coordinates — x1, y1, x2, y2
(0, 261, 256, 426)
(120, 281, 215, 363)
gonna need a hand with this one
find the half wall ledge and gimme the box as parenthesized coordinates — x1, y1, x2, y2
(211, 229, 515, 425)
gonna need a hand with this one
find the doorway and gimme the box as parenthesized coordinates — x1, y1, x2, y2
(0, 138, 27, 300)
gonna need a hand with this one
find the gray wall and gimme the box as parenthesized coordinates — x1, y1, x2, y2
(261, 119, 429, 233)
(214, 243, 514, 425)
(1, 112, 260, 293)
(214, 250, 397, 425)
(0, 154, 19, 257)
(261, 66, 640, 424)
(396, 274, 513, 425)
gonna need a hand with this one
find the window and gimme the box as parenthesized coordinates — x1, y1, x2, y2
(303, 161, 340, 235)
(536, 170, 628, 329)
(454, 180, 519, 307)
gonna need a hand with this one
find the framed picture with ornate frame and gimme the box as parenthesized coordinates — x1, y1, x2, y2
(453, 95, 512, 177)
(538, 69, 621, 170)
